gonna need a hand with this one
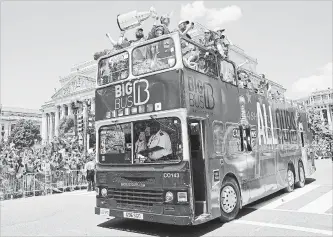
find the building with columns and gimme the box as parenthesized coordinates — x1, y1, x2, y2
(297, 88, 333, 131)
(0, 106, 42, 144)
(40, 60, 97, 144)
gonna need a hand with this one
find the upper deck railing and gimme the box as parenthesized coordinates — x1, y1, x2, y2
(96, 32, 183, 88)
(95, 30, 287, 104)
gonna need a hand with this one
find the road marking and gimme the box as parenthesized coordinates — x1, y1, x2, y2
(298, 190, 333, 214)
(62, 191, 96, 196)
(245, 206, 333, 216)
(232, 220, 333, 236)
(258, 184, 320, 210)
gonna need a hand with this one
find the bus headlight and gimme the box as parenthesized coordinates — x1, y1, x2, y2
(96, 187, 100, 195)
(101, 188, 108, 197)
(177, 192, 188, 202)
(165, 191, 174, 203)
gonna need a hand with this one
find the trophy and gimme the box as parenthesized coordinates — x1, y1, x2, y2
(117, 7, 158, 31)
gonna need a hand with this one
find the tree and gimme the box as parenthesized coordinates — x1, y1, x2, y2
(307, 107, 332, 140)
(307, 107, 332, 157)
(58, 116, 74, 136)
(8, 119, 41, 148)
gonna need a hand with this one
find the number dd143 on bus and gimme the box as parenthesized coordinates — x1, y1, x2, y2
(94, 31, 316, 225)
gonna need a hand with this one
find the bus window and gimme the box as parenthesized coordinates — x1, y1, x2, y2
(132, 38, 176, 76)
(274, 128, 283, 144)
(290, 130, 298, 144)
(98, 117, 182, 164)
(180, 39, 218, 78)
(99, 123, 132, 164)
(239, 125, 252, 152)
(281, 129, 288, 145)
(133, 117, 182, 164)
(301, 132, 304, 147)
(219, 59, 236, 85)
(213, 121, 224, 155)
(97, 52, 129, 86)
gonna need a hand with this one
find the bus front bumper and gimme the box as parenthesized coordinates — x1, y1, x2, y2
(95, 207, 192, 225)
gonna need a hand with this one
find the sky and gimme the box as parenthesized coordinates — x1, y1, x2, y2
(1, 1, 332, 110)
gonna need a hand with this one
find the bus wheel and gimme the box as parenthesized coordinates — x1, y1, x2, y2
(219, 178, 241, 223)
(285, 165, 295, 192)
(295, 162, 305, 188)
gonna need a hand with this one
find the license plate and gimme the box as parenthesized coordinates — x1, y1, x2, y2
(100, 208, 110, 216)
(123, 211, 143, 220)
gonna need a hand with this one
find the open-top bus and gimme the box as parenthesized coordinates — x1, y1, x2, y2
(94, 31, 316, 225)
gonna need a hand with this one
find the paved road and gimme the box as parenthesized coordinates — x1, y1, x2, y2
(1, 159, 332, 236)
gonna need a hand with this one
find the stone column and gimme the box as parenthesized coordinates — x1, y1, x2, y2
(7, 123, 12, 137)
(68, 102, 73, 116)
(54, 106, 60, 137)
(83, 100, 88, 157)
(47, 113, 50, 143)
(326, 107, 333, 131)
(41, 113, 48, 144)
(4, 123, 9, 142)
(91, 97, 95, 113)
(61, 104, 66, 119)
(320, 109, 324, 123)
(49, 112, 54, 142)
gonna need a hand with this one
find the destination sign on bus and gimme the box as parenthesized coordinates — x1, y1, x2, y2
(95, 71, 181, 121)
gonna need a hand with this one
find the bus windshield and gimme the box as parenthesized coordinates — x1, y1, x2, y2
(132, 38, 176, 76)
(98, 51, 129, 86)
(99, 117, 182, 164)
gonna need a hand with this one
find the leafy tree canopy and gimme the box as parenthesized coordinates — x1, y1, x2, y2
(58, 116, 74, 136)
(8, 119, 41, 148)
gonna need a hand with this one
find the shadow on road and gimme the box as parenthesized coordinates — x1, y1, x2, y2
(305, 178, 316, 185)
(97, 179, 318, 236)
(244, 178, 317, 208)
(97, 208, 255, 237)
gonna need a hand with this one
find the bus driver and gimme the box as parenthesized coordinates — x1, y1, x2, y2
(139, 121, 172, 161)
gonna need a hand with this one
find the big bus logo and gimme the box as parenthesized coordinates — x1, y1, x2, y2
(188, 76, 215, 110)
(114, 79, 150, 110)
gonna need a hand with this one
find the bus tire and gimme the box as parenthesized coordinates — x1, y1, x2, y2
(219, 177, 241, 223)
(285, 164, 295, 193)
(295, 161, 305, 188)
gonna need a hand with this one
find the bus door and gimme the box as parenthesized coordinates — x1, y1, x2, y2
(188, 119, 207, 216)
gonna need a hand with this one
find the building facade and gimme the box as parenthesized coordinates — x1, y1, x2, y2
(0, 106, 42, 144)
(297, 88, 333, 131)
(40, 60, 97, 144)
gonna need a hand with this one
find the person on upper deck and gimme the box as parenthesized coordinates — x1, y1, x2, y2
(195, 56, 208, 74)
(148, 13, 171, 40)
(177, 20, 194, 39)
(130, 28, 146, 45)
(214, 28, 232, 59)
(200, 30, 215, 50)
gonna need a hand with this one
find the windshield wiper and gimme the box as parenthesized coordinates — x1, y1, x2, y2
(150, 115, 176, 132)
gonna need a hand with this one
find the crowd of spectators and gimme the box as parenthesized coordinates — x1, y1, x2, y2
(0, 136, 95, 197)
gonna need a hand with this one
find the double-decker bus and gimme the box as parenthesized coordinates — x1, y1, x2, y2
(94, 31, 316, 225)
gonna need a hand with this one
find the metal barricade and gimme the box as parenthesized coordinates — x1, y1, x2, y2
(0, 169, 88, 200)
(0, 172, 24, 199)
(50, 169, 87, 192)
